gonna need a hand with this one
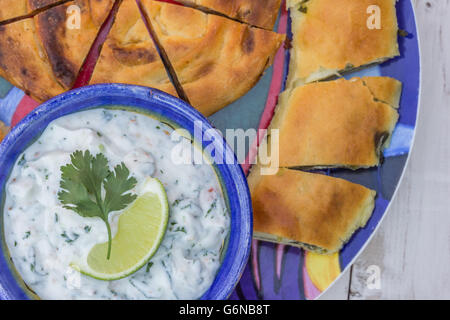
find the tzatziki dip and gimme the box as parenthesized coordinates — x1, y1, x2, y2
(3, 108, 230, 300)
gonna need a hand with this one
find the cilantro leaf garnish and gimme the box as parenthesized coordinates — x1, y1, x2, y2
(58, 150, 137, 259)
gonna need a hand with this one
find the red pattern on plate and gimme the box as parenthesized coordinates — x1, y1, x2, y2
(242, 5, 288, 175)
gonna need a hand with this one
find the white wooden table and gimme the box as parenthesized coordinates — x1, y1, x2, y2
(321, 0, 450, 300)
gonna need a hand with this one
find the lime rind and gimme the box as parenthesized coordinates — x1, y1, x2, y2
(71, 177, 169, 281)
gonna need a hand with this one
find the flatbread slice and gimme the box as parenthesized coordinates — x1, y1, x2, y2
(140, 0, 285, 116)
(178, 0, 282, 30)
(248, 167, 376, 254)
(90, 0, 178, 98)
(0, 18, 65, 101)
(30, 0, 115, 89)
(286, 0, 399, 87)
(267, 77, 401, 169)
(0, 0, 65, 23)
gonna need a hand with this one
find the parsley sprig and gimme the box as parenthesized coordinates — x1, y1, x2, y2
(58, 150, 137, 259)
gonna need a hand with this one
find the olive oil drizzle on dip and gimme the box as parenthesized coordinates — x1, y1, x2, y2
(3, 108, 230, 300)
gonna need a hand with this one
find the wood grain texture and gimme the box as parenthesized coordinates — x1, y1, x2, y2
(320, 268, 351, 300)
(321, 0, 450, 300)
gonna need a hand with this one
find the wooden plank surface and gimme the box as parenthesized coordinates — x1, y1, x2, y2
(321, 0, 450, 300)
(350, 0, 450, 300)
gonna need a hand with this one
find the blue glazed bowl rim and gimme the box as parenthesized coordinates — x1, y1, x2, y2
(0, 84, 253, 300)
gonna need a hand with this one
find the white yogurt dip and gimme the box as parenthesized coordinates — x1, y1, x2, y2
(3, 108, 230, 300)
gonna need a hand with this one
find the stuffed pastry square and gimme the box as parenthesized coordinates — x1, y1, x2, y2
(248, 167, 376, 254)
(268, 77, 401, 169)
(286, 0, 400, 87)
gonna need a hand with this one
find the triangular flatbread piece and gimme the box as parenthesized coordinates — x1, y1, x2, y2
(0, 0, 66, 23)
(90, 0, 178, 97)
(0, 18, 65, 101)
(30, 0, 115, 89)
(178, 0, 282, 30)
(248, 167, 376, 254)
(141, 0, 285, 116)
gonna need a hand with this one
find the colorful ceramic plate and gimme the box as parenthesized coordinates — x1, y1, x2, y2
(0, 0, 420, 300)
(211, 0, 421, 300)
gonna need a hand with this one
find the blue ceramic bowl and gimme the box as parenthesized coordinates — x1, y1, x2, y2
(0, 84, 253, 300)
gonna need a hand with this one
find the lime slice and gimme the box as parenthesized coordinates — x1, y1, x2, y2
(71, 177, 169, 281)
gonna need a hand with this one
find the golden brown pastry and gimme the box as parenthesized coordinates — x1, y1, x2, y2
(0, 0, 29, 22)
(0, 18, 65, 101)
(140, 0, 285, 116)
(0, 121, 9, 142)
(30, 0, 114, 89)
(248, 167, 376, 254)
(267, 77, 400, 169)
(286, 0, 399, 87)
(362, 76, 402, 108)
(178, 0, 282, 30)
(0, 0, 63, 23)
(89, 0, 178, 97)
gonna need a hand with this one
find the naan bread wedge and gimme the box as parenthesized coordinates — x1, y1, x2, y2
(140, 0, 285, 116)
(0, 0, 30, 22)
(0, 0, 63, 23)
(286, 0, 399, 87)
(90, 0, 177, 98)
(267, 77, 401, 169)
(178, 0, 282, 30)
(248, 167, 376, 254)
(0, 19, 65, 101)
(30, 0, 114, 89)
